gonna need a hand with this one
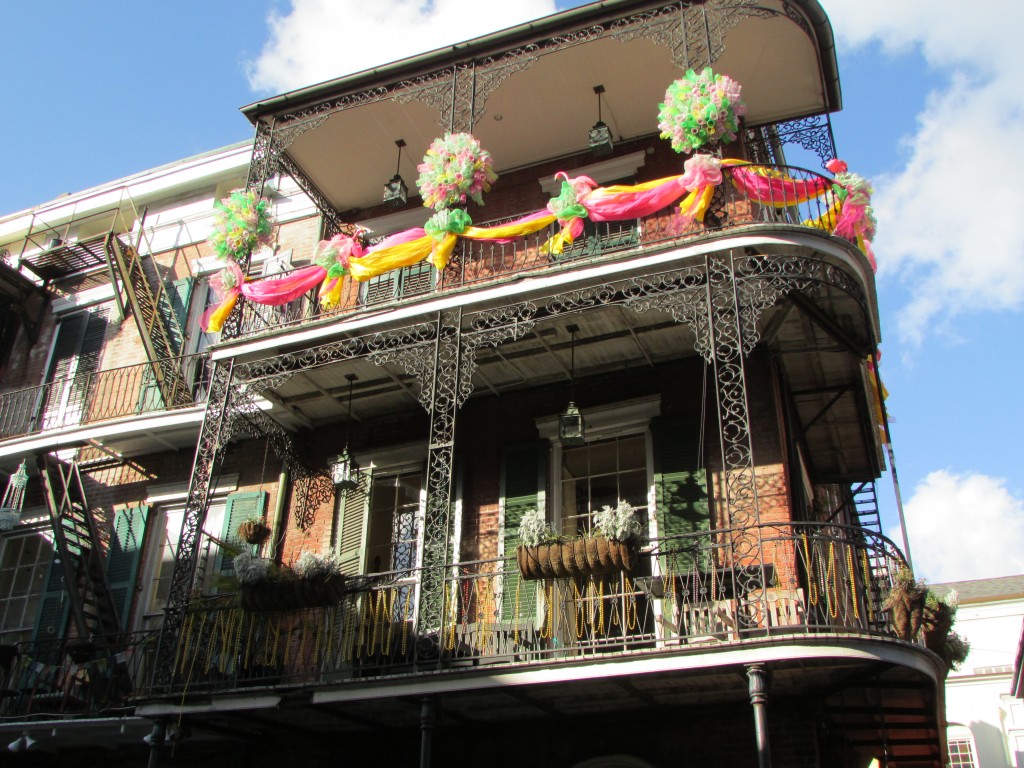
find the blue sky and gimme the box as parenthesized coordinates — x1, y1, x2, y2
(4, 1, 1022, 583)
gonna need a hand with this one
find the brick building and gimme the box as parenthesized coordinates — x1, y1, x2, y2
(0, 1, 947, 765)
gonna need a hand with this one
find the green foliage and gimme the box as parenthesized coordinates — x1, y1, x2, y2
(518, 508, 558, 548)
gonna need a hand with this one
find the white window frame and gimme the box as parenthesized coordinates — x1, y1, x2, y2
(135, 475, 238, 632)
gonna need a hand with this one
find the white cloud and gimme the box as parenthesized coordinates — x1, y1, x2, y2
(247, 0, 559, 94)
(889, 470, 1024, 583)
(821, 0, 1024, 344)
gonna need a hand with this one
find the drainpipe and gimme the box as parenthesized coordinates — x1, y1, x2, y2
(420, 696, 437, 768)
(272, 465, 289, 562)
(747, 664, 773, 768)
(145, 719, 167, 768)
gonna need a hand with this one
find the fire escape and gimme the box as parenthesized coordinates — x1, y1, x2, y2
(16, 203, 194, 643)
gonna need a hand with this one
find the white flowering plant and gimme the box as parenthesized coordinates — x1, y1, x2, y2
(593, 500, 645, 542)
(293, 550, 344, 579)
(518, 508, 557, 548)
(232, 550, 274, 585)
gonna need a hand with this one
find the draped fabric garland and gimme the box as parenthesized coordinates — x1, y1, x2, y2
(201, 158, 878, 332)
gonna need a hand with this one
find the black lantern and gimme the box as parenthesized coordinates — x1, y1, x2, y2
(383, 139, 408, 208)
(588, 85, 614, 157)
(559, 325, 586, 445)
(331, 447, 361, 491)
(332, 374, 362, 491)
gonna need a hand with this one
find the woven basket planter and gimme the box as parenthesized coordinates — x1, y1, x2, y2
(517, 535, 639, 580)
(240, 574, 346, 612)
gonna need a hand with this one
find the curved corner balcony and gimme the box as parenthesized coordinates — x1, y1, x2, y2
(226, 164, 876, 344)
(150, 521, 922, 699)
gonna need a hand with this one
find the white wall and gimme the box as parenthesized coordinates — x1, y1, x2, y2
(945, 596, 1024, 767)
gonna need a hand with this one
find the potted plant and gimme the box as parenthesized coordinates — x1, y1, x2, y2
(0, 509, 19, 531)
(234, 550, 346, 611)
(237, 518, 271, 546)
(515, 501, 645, 580)
(516, 508, 561, 580)
(923, 588, 971, 673)
(883, 567, 928, 642)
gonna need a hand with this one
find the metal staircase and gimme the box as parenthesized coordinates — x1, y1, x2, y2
(37, 455, 122, 643)
(105, 233, 192, 408)
(852, 480, 882, 536)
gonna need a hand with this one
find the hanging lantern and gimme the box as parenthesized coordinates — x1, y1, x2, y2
(559, 325, 586, 446)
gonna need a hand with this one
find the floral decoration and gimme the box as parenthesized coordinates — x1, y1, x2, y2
(827, 159, 877, 243)
(315, 229, 368, 277)
(658, 68, 746, 154)
(424, 207, 472, 241)
(293, 550, 344, 579)
(416, 132, 498, 210)
(208, 189, 275, 263)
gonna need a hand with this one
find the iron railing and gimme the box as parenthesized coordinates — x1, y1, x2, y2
(0, 631, 159, 721)
(0, 353, 211, 440)
(231, 163, 844, 339)
(150, 522, 907, 697)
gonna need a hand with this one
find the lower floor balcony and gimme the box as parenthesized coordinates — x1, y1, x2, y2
(0, 523, 945, 766)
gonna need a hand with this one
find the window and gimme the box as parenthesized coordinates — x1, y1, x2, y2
(366, 470, 422, 575)
(336, 466, 424, 577)
(361, 262, 434, 306)
(559, 434, 649, 536)
(947, 726, 978, 768)
(948, 738, 977, 767)
(0, 530, 54, 645)
(137, 500, 227, 632)
(39, 307, 108, 430)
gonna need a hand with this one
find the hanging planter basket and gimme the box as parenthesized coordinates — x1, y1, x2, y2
(240, 574, 347, 612)
(237, 519, 272, 546)
(886, 589, 927, 641)
(516, 535, 638, 581)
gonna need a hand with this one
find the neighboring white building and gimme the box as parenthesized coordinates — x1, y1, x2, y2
(935, 575, 1024, 768)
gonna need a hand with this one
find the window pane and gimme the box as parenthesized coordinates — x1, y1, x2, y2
(559, 433, 650, 533)
(367, 471, 423, 575)
(588, 442, 617, 476)
(0, 531, 53, 645)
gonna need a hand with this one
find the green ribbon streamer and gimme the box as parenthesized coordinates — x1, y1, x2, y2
(424, 208, 472, 241)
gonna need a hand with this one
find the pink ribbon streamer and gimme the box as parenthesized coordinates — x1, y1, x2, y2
(727, 165, 831, 205)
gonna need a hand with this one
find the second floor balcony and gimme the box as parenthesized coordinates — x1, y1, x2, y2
(0, 353, 211, 455)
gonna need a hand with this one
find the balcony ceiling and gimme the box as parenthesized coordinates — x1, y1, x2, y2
(249, 239, 880, 483)
(243, 0, 838, 218)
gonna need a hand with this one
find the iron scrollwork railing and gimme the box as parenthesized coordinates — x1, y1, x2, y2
(0, 353, 212, 441)
(226, 163, 861, 342)
(142, 523, 907, 698)
(0, 631, 160, 721)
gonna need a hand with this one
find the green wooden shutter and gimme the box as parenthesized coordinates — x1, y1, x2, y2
(216, 491, 268, 577)
(31, 555, 70, 650)
(653, 416, 711, 572)
(336, 469, 372, 576)
(500, 442, 546, 619)
(106, 504, 149, 628)
(136, 363, 165, 413)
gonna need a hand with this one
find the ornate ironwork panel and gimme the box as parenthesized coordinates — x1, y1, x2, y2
(419, 309, 463, 636)
(152, 360, 236, 687)
(611, 1, 780, 70)
(704, 252, 766, 627)
(369, 341, 436, 410)
(246, 120, 279, 195)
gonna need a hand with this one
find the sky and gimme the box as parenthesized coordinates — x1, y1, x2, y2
(3, 1, 1022, 584)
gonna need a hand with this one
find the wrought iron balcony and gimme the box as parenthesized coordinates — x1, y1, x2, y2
(0, 353, 212, 442)
(0, 631, 159, 721)
(146, 522, 909, 699)
(231, 163, 857, 340)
